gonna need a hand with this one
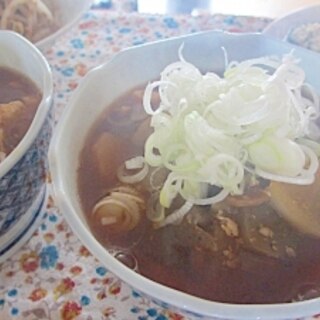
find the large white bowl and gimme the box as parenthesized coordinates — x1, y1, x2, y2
(49, 31, 320, 320)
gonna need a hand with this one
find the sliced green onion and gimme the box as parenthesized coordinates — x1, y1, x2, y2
(123, 52, 320, 226)
(248, 135, 306, 177)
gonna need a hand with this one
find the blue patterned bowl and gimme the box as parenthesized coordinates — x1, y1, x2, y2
(0, 31, 53, 263)
(50, 31, 320, 319)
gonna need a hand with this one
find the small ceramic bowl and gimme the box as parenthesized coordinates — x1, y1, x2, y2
(49, 31, 320, 320)
(0, 31, 53, 263)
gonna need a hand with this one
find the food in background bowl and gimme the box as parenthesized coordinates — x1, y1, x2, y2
(0, 67, 42, 162)
(0, 0, 58, 43)
(262, 4, 320, 54)
(0, 31, 53, 263)
(0, 0, 93, 50)
(288, 22, 320, 53)
(49, 31, 320, 319)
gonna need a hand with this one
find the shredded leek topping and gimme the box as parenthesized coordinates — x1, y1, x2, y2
(127, 52, 320, 226)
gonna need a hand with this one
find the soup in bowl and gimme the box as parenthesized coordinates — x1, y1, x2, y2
(49, 31, 320, 320)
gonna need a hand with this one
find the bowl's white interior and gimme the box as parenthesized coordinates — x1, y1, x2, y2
(49, 31, 320, 320)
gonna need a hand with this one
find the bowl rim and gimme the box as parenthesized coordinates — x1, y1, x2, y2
(0, 30, 53, 179)
(49, 30, 320, 320)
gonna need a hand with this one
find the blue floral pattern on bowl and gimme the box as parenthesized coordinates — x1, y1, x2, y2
(0, 105, 53, 249)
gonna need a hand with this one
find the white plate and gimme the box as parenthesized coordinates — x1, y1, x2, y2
(263, 4, 320, 40)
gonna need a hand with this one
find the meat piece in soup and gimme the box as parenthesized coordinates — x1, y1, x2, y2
(0, 67, 42, 161)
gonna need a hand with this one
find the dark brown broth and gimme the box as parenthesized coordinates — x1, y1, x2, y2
(0, 67, 42, 155)
(78, 87, 320, 304)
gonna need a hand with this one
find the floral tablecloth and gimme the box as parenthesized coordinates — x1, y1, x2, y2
(1, 3, 310, 320)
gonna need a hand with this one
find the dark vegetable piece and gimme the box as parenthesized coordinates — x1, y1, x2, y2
(240, 205, 299, 259)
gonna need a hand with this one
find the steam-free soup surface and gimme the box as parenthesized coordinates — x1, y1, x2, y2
(0, 67, 42, 160)
(78, 87, 320, 304)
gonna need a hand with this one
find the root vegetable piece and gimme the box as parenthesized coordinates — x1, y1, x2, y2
(269, 169, 320, 238)
(92, 185, 145, 233)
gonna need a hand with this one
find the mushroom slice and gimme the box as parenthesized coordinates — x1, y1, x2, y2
(92, 186, 146, 233)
